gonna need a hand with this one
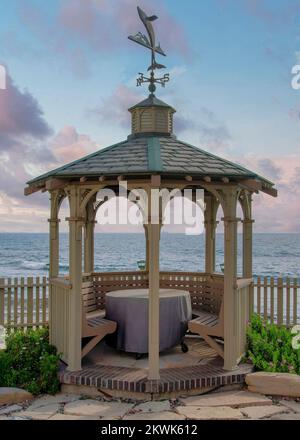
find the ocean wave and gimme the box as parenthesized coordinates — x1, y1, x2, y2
(20, 261, 49, 270)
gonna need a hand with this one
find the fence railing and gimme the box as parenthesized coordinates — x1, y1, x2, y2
(235, 278, 252, 361)
(0, 274, 299, 332)
(0, 276, 48, 330)
(252, 276, 300, 327)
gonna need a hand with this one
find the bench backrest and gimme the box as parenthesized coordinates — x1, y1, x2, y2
(219, 297, 224, 325)
(82, 281, 98, 314)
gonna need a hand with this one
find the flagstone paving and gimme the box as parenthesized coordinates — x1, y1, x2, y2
(0, 389, 299, 420)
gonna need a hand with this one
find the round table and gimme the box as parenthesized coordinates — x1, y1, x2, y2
(105, 288, 192, 354)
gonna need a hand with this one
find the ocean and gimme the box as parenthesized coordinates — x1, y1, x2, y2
(0, 233, 299, 279)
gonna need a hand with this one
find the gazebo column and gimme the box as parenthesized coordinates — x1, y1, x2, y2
(48, 191, 61, 347)
(242, 195, 254, 278)
(49, 192, 60, 279)
(243, 219, 254, 278)
(84, 197, 96, 274)
(143, 224, 149, 271)
(67, 187, 83, 371)
(204, 195, 219, 274)
(222, 188, 239, 371)
(145, 216, 162, 380)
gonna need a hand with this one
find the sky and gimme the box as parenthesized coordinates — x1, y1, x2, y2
(0, 0, 300, 233)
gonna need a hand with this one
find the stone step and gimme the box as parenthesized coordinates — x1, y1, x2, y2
(246, 372, 300, 398)
(178, 390, 272, 408)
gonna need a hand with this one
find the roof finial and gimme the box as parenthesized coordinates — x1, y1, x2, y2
(128, 6, 170, 96)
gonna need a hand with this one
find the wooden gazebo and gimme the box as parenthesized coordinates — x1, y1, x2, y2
(24, 92, 277, 381)
(24, 6, 277, 387)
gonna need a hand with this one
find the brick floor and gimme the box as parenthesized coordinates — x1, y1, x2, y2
(59, 357, 253, 394)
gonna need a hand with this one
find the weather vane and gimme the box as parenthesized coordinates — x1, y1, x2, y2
(128, 6, 170, 95)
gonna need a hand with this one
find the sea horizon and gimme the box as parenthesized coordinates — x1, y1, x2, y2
(0, 232, 299, 279)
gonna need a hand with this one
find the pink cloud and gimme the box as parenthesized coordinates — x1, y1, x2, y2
(220, 0, 300, 28)
(0, 68, 97, 208)
(0, 71, 52, 144)
(239, 155, 300, 232)
(59, 0, 189, 56)
(10, 0, 190, 84)
(51, 126, 97, 163)
(17, 0, 190, 78)
(89, 84, 142, 127)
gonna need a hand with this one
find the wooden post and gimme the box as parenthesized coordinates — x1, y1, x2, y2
(84, 197, 96, 274)
(48, 191, 63, 345)
(204, 195, 219, 273)
(240, 192, 253, 278)
(49, 192, 60, 279)
(222, 188, 239, 371)
(143, 224, 149, 271)
(277, 277, 284, 326)
(146, 222, 161, 380)
(145, 186, 162, 380)
(242, 219, 254, 278)
(67, 187, 83, 371)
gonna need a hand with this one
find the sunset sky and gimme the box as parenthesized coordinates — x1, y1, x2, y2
(0, 0, 300, 233)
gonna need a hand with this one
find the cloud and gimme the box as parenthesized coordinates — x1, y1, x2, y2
(253, 158, 282, 181)
(237, 155, 300, 232)
(248, 0, 300, 27)
(0, 71, 52, 149)
(51, 126, 97, 163)
(59, 0, 190, 56)
(0, 70, 55, 204)
(175, 107, 232, 152)
(0, 122, 98, 232)
(16, 0, 189, 78)
(219, 0, 300, 28)
(0, 68, 99, 216)
(89, 84, 142, 128)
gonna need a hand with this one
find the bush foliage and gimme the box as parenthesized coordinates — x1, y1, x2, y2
(0, 328, 60, 395)
(246, 314, 300, 375)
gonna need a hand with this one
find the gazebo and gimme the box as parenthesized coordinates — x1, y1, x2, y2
(24, 7, 277, 389)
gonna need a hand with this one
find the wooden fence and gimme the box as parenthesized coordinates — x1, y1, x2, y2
(0, 274, 299, 331)
(0, 277, 48, 330)
(252, 277, 300, 327)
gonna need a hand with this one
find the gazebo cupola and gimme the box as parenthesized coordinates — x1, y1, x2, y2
(129, 95, 176, 136)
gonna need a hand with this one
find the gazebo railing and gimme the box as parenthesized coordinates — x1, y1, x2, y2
(89, 271, 149, 310)
(1, 273, 299, 334)
(49, 277, 71, 364)
(87, 271, 224, 315)
(235, 278, 252, 362)
(159, 272, 224, 314)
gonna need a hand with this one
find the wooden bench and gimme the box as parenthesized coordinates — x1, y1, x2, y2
(188, 299, 224, 358)
(81, 281, 117, 359)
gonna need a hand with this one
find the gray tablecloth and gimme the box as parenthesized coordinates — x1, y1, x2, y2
(105, 289, 192, 354)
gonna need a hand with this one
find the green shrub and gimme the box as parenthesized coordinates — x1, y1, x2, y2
(0, 328, 60, 395)
(246, 314, 300, 375)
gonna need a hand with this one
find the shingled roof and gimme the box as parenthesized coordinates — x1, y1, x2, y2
(27, 134, 274, 187)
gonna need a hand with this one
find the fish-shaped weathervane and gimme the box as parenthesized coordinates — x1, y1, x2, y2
(128, 6, 170, 94)
(128, 6, 166, 71)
